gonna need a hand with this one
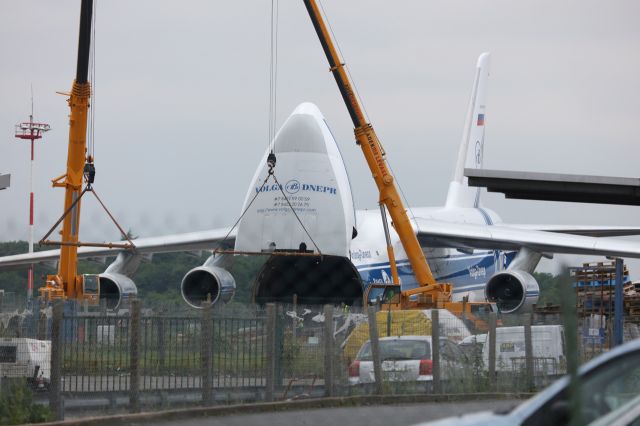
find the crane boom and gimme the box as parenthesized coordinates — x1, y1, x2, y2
(40, 0, 95, 302)
(303, 0, 452, 306)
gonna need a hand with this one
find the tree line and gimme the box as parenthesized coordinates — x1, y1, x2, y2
(0, 241, 564, 308)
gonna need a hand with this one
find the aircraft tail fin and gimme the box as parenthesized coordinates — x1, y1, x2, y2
(445, 52, 490, 209)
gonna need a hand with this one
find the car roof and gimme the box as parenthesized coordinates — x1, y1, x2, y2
(377, 335, 432, 341)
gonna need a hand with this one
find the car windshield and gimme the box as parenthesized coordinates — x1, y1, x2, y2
(356, 339, 431, 361)
(521, 350, 640, 426)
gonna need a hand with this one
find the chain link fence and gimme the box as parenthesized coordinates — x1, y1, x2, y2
(0, 297, 638, 420)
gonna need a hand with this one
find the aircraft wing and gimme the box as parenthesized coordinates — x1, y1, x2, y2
(415, 218, 640, 258)
(0, 227, 236, 271)
(501, 224, 640, 237)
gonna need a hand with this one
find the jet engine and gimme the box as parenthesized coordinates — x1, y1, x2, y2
(99, 272, 138, 310)
(484, 270, 539, 314)
(96, 251, 141, 311)
(181, 265, 236, 309)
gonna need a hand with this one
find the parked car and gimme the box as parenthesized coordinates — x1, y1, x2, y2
(482, 325, 566, 376)
(411, 337, 640, 426)
(348, 335, 467, 386)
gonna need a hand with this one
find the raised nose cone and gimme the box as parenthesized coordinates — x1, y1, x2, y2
(274, 102, 328, 154)
(235, 103, 362, 305)
(235, 102, 355, 257)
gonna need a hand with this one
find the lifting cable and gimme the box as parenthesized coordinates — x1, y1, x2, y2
(268, 0, 279, 153)
(212, 157, 322, 257)
(40, 0, 135, 252)
(318, 1, 418, 234)
(214, 0, 322, 257)
(270, 164, 322, 255)
(317, 0, 371, 123)
(87, 0, 97, 160)
(39, 184, 135, 250)
(212, 171, 273, 254)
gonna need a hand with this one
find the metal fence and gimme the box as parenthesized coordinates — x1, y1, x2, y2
(1, 299, 638, 420)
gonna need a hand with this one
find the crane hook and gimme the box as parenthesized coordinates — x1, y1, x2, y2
(267, 152, 277, 175)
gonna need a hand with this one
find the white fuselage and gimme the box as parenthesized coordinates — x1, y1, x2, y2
(350, 205, 516, 303)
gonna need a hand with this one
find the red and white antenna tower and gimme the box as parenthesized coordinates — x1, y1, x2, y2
(14, 91, 51, 300)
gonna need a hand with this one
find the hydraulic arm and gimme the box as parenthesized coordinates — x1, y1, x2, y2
(303, 0, 452, 307)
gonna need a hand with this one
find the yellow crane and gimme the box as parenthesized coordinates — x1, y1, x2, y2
(302, 1, 491, 318)
(39, 0, 133, 304)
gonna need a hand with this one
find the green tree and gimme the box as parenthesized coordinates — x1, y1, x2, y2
(534, 272, 564, 306)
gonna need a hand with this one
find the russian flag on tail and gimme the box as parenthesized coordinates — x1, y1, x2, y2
(477, 113, 485, 126)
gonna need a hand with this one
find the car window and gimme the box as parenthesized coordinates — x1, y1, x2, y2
(356, 342, 373, 360)
(356, 340, 431, 361)
(523, 350, 640, 426)
(0, 345, 17, 363)
(582, 353, 640, 414)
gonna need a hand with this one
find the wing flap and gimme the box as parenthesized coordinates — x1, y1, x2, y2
(506, 224, 640, 237)
(0, 227, 236, 270)
(415, 218, 640, 258)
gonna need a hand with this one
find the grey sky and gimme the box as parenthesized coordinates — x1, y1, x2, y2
(1, 1, 639, 275)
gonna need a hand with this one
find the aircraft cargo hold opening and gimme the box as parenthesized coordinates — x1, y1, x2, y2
(253, 255, 363, 305)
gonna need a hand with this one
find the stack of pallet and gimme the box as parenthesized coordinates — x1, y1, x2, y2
(623, 281, 640, 323)
(571, 261, 640, 323)
(572, 262, 624, 315)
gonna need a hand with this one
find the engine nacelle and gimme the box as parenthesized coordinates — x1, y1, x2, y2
(99, 272, 138, 311)
(181, 266, 236, 309)
(484, 270, 539, 314)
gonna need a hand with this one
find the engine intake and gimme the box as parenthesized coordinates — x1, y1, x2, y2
(485, 270, 539, 314)
(98, 273, 138, 311)
(181, 266, 236, 309)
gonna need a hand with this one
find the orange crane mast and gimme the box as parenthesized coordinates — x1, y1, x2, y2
(37, 0, 134, 304)
(302, 0, 453, 309)
(39, 0, 95, 303)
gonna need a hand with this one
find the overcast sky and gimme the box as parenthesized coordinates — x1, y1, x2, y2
(1, 0, 639, 276)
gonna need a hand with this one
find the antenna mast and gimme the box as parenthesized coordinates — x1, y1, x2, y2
(15, 90, 51, 301)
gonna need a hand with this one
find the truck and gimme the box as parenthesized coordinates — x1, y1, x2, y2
(482, 325, 566, 376)
(0, 338, 51, 390)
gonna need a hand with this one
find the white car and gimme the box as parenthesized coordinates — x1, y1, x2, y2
(348, 335, 467, 386)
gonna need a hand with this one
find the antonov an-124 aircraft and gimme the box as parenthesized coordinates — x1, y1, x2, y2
(2, 53, 639, 313)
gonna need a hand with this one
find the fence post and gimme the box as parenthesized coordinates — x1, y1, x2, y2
(49, 300, 64, 421)
(367, 305, 383, 395)
(37, 304, 47, 340)
(129, 299, 141, 413)
(560, 271, 582, 425)
(201, 301, 213, 404)
(323, 305, 334, 397)
(430, 309, 441, 394)
(614, 258, 624, 347)
(488, 312, 497, 391)
(158, 317, 165, 370)
(275, 306, 284, 386)
(265, 303, 276, 402)
(524, 313, 534, 391)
